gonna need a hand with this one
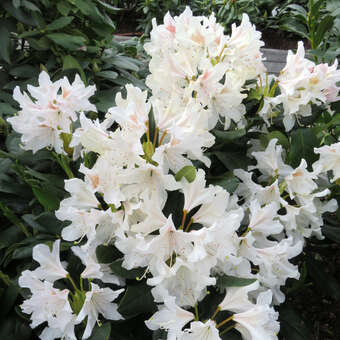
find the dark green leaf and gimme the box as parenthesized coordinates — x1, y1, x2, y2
(216, 275, 257, 289)
(280, 18, 308, 38)
(175, 166, 196, 183)
(212, 129, 246, 142)
(110, 259, 144, 279)
(279, 305, 311, 340)
(26, 37, 50, 51)
(96, 0, 123, 13)
(56, 1, 72, 16)
(31, 185, 60, 211)
(62, 55, 86, 82)
(314, 15, 334, 48)
(9, 65, 38, 78)
(0, 103, 17, 115)
(118, 284, 156, 319)
(96, 245, 122, 264)
(288, 128, 320, 169)
(208, 176, 240, 193)
(260, 131, 289, 150)
(322, 225, 340, 243)
(13, 0, 21, 9)
(0, 21, 11, 64)
(47, 33, 86, 50)
(22, 0, 41, 12)
(46, 16, 74, 30)
(110, 56, 139, 72)
(212, 151, 250, 171)
(96, 70, 118, 80)
(307, 257, 340, 300)
(88, 322, 111, 340)
(0, 284, 19, 318)
(0, 226, 23, 250)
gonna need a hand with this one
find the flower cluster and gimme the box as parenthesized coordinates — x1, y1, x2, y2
(8, 72, 96, 154)
(9, 7, 339, 340)
(19, 240, 123, 339)
(259, 42, 340, 131)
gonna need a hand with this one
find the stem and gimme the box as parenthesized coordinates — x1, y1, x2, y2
(67, 274, 78, 292)
(184, 218, 194, 232)
(211, 306, 221, 320)
(219, 324, 235, 336)
(159, 130, 167, 145)
(216, 315, 234, 329)
(80, 277, 84, 292)
(194, 303, 199, 321)
(0, 202, 31, 238)
(179, 210, 187, 230)
(53, 152, 74, 179)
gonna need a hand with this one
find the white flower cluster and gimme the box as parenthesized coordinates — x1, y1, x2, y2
(259, 41, 340, 131)
(19, 240, 123, 340)
(10, 7, 339, 340)
(7, 72, 96, 154)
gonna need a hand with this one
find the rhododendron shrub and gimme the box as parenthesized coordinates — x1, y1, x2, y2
(6, 7, 340, 340)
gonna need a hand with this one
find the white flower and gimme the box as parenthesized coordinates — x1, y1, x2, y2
(32, 240, 68, 282)
(20, 278, 74, 333)
(313, 142, 340, 182)
(181, 320, 221, 340)
(76, 283, 124, 339)
(145, 296, 194, 340)
(8, 71, 96, 154)
(219, 281, 259, 313)
(232, 290, 279, 340)
(285, 159, 317, 198)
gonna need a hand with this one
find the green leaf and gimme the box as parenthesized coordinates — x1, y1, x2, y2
(118, 284, 156, 319)
(96, 245, 121, 264)
(46, 33, 86, 50)
(314, 15, 334, 48)
(88, 322, 111, 340)
(31, 185, 60, 211)
(22, 0, 41, 12)
(307, 257, 340, 300)
(311, 0, 324, 18)
(56, 1, 72, 16)
(0, 21, 11, 64)
(322, 225, 340, 243)
(280, 18, 308, 38)
(110, 55, 139, 72)
(0, 284, 20, 318)
(13, 0, 21, 9)
(279, 305, 312, 340)
(26, 37, 50, 51)
(9, 65, 38, 78)
(96, 70, 118, 80)
(212, 151, 250, 171)
(216, 275, 257, 289)
(0, 103, 17, 115)
(110, 259, 144, 279)
(260, 131, 290, 150)
(62, 55, 86, 82)
(208, 175, 240, 193)
(95, 0, 123, 13)
(288, 128, 320, 169)
(212, 129, 246, 142)
(0, 226, 23, 250)
(175, 166, 196, 183)
(46, 16, 74, 30)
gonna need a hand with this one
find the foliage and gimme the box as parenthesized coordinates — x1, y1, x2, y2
(0, 3, 340, 340)
(0, 0, 147, 118)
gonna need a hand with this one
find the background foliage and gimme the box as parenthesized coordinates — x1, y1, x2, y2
(0, 0, 340, 339)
